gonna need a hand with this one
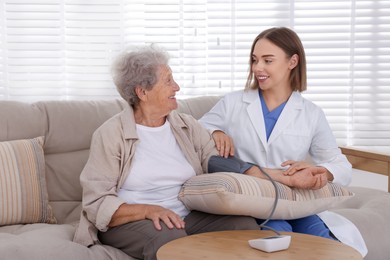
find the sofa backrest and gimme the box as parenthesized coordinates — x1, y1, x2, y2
(0, 96, 220, 224)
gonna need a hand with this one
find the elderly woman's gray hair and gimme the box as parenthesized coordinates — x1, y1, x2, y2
(111, 45, 170, 106)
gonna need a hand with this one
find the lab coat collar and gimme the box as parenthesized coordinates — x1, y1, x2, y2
(243, 90, 304, 147)
(243, 89, 268, 150)
(268, 91, 303, 145)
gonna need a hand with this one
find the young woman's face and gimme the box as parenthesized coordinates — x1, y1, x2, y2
(251, 38, 297, 92)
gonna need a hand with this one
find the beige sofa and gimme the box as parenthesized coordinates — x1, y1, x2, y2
(0, 96, 389, 260)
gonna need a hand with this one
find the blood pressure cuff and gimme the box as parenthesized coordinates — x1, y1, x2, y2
(208, 155, 253, 174)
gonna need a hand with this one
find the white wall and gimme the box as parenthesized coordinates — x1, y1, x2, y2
(350, 169, 388, 192)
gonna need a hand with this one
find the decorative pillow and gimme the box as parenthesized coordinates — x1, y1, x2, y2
(0, 137, 57, 226)
(179, 172, 354, 220)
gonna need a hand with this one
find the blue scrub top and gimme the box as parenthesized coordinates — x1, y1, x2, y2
(259, 90, 287, 141)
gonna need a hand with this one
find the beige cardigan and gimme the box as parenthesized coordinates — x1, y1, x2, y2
(73, 103, 218, 247)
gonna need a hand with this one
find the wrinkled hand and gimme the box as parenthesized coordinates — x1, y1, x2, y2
(282, 160, 312, 176)
(212, 130, 235, 158)
(145, 205, 185, 231)
(243, 165, 328, 190)
(287, 166, 328, 190)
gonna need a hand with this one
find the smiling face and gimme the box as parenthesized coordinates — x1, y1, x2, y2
(251, 38, 298, 93)
(143, 64, 180, 116)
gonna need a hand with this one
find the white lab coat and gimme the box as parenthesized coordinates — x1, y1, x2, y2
(199, 89, 367, 256)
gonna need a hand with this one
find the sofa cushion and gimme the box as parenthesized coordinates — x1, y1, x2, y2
(177, 96, 221, 120)
(0, 137, 57, 226)
(0, 100, 129, 224)
(40, 100, 128, 224)
(330, 186, 390, 260)
(179, 172, 354, 220)
(0, 223, 133, 260)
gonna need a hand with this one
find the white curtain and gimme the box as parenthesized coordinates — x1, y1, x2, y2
(0, 0, 389, 147)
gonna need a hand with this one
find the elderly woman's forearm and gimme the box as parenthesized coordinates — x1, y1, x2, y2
(108, 203, 148, 227)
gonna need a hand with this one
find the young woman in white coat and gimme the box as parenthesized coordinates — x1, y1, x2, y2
(199, 27, 367, 256)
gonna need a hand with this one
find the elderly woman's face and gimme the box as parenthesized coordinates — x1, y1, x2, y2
(145, 65, 180, 115)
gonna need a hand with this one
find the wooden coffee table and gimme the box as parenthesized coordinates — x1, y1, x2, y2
(156, 230, 362, 259)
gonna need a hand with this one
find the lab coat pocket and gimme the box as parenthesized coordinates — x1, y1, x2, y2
(280, 129, 311, 157)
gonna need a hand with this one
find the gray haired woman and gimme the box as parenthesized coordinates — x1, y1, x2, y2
(73, 45, 259, 260)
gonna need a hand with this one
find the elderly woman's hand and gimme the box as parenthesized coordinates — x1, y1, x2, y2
(244, 165, 328, 190)
(109, 203, 185, 230)
(287, 166, 328, 190)
(145, 205, 186, 231)
(212, 130, 235, 158)
(281, 160, 334, 184)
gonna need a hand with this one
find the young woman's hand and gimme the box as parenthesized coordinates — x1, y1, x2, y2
(211, 130, 235, 158)
(281, 160, 312, 175)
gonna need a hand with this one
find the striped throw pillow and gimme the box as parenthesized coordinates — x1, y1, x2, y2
(179, 172, 354, 220)
(0, 137, 57, 226)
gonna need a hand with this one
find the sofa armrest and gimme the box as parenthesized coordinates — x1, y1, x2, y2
(340, 146, 390, 192)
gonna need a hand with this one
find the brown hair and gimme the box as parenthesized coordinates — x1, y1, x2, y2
(245, 27, 307, 92)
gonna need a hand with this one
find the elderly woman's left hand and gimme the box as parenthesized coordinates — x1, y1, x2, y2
(287, 166, 328, 190)
(145, 205, 186, 231)
(109, 203, 186, 231)
(281, 160, 334, 184)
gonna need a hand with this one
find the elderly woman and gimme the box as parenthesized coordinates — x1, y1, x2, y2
(73, 45, 259, 260)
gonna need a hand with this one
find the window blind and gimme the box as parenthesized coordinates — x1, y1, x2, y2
(350, 1, 390, 146)
(0, 0, 389, 147)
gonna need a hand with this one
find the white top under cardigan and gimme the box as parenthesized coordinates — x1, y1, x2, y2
(118, 120, 195, 218)
(199, 89, 367, 257)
